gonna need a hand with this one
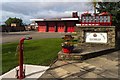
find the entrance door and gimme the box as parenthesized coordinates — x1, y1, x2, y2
(38, 22, 46, 32)
(67, 22, 75, 32)
(57, 22, 65, 32)
(48, 22, 55, 32)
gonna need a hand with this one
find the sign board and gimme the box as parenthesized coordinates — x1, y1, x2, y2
(85, 32, 107, 43)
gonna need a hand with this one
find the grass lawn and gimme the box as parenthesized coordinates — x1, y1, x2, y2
(2, 38, 62, 74)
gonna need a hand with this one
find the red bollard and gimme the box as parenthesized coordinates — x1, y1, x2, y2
(16, 37, 32, 79)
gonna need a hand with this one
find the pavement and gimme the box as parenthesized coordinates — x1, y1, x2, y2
(0, 64, 49, 80)
(40, 50, 119, 79)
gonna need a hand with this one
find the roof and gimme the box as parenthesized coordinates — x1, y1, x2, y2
(30, 17, 79, 22)
(30, 19, 44, 21)
(99, 12, 110, 16)
(61, 18, 79, 20)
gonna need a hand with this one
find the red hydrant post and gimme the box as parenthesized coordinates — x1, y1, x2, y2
(16, 36, 32, 79)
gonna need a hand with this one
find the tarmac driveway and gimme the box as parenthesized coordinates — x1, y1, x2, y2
(2, 31, 65, 44)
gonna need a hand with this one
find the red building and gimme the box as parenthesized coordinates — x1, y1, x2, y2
(30, 12, 112, 32)
(30, 12, 79, 32)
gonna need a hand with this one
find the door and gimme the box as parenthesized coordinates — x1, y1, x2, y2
(48, 22, 55, 32)
(38, 22, 46, 32)
(67, 22, 75, 32)
(57, 22, 65, 32)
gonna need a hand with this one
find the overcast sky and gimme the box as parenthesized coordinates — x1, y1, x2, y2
(2, 0, 118, 24)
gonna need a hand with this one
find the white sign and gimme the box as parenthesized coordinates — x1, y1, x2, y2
(85, 32, 107, 43)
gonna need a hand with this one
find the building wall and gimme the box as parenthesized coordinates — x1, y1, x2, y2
(37, 21, 78, 32)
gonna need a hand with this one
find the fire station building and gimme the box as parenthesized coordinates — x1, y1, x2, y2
(30, 12, 79, 32)
(30, 12, 112, 32)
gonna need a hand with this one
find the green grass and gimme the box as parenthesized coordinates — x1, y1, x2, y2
(2, 38, 62, 74)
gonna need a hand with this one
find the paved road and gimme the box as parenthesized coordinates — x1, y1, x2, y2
(2, 31, 66, 44)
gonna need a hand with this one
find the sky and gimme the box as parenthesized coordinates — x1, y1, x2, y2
(1, 0, 119, 24)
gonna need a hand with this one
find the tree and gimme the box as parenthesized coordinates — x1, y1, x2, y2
(92, 0, 97, 14)
(5, 17, 23, 26)
(96, 2, 120, 27)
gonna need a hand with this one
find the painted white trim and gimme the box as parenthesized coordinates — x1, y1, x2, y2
(30, 18, 79, 21)
(61, 18, 79, 20)
(76, 24, 100, 26)
(76, 24, 81, 26)
(30, 19, 44, 21)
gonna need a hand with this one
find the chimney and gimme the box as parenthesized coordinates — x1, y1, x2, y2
(72, 12, 78, 18)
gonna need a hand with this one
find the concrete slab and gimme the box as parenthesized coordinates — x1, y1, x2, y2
(52, 61, 68, 67)
(65, 76, 84, 80)
(99, 70, 118, 78)
(0, 64, 49, 80)
(101, 51, 118, 61)
(40, 73, 54, 78)
(73, 62, 91, 69)
(92, 67, 105, 74)
(50, 67, 69, 78)
(80, 72, 103, 78)
(82, 65, 96, 72)
(85, 57, 118, 69)
(84, 56, 118, 77)
(66, 61, 81, 64)
(60, 69, 89, 79)
(61, 64, 81, 74)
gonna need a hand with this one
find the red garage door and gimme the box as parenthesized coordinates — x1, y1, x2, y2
(57, 22, 65, 32)
(38, 22, 46, 32)
(48, 22, 55, 32)
(67, 22, 75, 32)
